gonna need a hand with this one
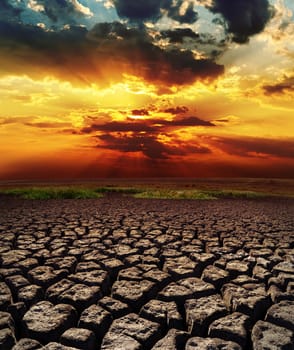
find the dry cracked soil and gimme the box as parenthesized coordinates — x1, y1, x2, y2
(0, 194, 293, 350)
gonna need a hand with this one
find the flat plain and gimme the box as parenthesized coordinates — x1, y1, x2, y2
(0, 179, 293, 349)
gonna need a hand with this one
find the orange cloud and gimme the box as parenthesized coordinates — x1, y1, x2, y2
(263, 75, 294, 95)
(205, 136, 294, 159)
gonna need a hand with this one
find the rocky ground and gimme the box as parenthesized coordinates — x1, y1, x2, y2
(0, 195, 293, 350)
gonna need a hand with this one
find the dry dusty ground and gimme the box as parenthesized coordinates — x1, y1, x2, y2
(0, 195, 293, 349)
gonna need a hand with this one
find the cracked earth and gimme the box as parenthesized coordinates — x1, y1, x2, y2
(0, 195, 293, 349)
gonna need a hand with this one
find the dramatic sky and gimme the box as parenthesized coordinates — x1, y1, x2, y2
(0, 0, 294, 180)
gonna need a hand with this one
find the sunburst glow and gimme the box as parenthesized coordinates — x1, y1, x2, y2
(0, 0, 293, 180)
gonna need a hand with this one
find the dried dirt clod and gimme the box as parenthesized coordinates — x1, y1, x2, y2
(158, 281, 193, 303)
(185, 336, 242, 350)
(251, 320, 294, 350)
(278, 272, 294, 288)
(75, 262, 101, 272)
(0, 250, 30, 267)
(0, 282, 12, 311)
(140, 299, 183, 329)
(185, 294, 227, 336)
(0, 328, 16, 350)
(118, 266, 143, 281)
(41, 342, 79, 350)
(101, 332, 142, 350)
(163, 256, 198, 278)
(249, 248, 273, 259)
(265, 300, 294, 331)
(226, 260, 251, 276)
(22, 301, 77, 344)
(178, 277, 215, 298)
(5, 275, 30, 297)
(57, 284, 102, 313)
(45, 257, 77, 273)
(111, 279, 155, 310)
(98, 296, 129, 318)
(99, 258, 124, 279)
(252, 265, 272, 282)
(45, 279, 75, 304)
(78, 304, 112, 341)
(18, 285, 43, 307)
(208, 312, 250, 348)
(151, 328, 188, 350)
(60, 327, 96, 350)
(68, 270, 109, 291)
(0, 311, 15, 332)
(12, 338, 42, 350)
(16, 259, 39, 274)
(230, 275, 259, 286)
(114, 244, 139, 259)
(0, 268, 22, 280)
(272, 261, 294, 275)
(105, 313, 161, 348)
(28, 266, 67, 289)
(201, 265, 229, 290)
(221, 283, 270, 321)
(142, 268, 171, 286)
(189, 253, 215, 268)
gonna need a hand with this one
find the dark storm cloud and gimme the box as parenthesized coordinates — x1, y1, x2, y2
(113, 0, 198, 24)
(0, 0, 23, 20)
(0, 21, 224, 87)
(113, 0, 162, 21)
(143, 48, 223, 85)
(97, 133, 211, 159)
(161, 28, 199, 43)
(162, 106, 189, 115)
(263, 76, 294, 95)
(164, 0, 198, 24)
(0, 0, 91, 25)
(131, 109, 150, 116)
(79, 115, 215, 134)
(88, 22, 223, 86)
(81, 121, 157, 133)
(33, 0, 88, 23)
(0, 21, 93, 84)
(209, 136, 294, 158)
(0, 20, 88, 57)
(159, 29, 227, 61)
(98, 133, 170, 159)
(79, 114, 214, 159)
(209, 0, 274, 43)
(167, 116, 214, 127)
(146, 116, 215, 127)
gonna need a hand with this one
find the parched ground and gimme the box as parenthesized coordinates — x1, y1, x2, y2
(0, 195, 293, 349)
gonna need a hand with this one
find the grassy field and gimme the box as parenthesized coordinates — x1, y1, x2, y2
(0, 187, 103, 200)
(133, 189, 270, 200)
(1, 178, 293, 200)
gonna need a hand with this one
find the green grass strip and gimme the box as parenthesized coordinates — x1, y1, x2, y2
(0, 187, 289, 200)
(134, 189, 272, 200)
(1, 187, 102, 199)
(94, 187, 142, 194)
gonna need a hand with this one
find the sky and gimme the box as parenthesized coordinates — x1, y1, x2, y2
(0, 0, 294, 180)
